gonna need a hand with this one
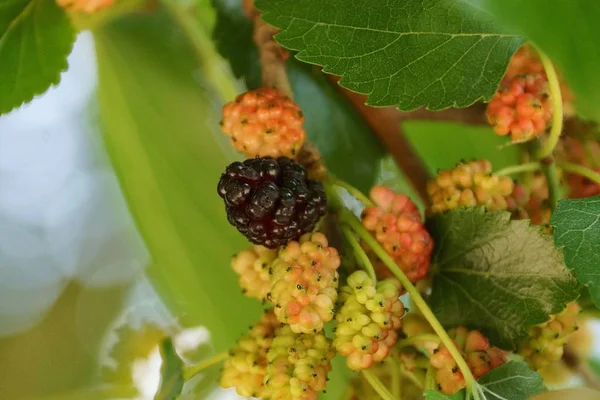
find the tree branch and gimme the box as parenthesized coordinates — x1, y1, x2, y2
(327, 76, 488, 201)
(245, 0, 327, 179)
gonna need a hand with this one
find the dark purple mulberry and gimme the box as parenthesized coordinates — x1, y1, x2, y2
(218, 157, 327, 248)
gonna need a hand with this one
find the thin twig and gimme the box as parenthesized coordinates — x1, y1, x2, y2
(495, 161, 541, 177)
(183, 351, 228, 380)
(245, 0, 327, 178)
(535, 47, 564, 159)
(558, 162, 600, 185)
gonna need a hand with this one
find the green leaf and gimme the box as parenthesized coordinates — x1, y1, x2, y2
(155, 338, 184, 400)
(212, 0, 407, 194)
(464, 0, 600, 122)
(94, 14, 262, 352)
(478, 361, 545, 399)
(424, 390, 464, 400)
(552, 196, 600, 307)
(255, 0, 523, 110)
(403, 121, 518, 174)
(0, 0, 75, 114)
(427, 207, 579, 349)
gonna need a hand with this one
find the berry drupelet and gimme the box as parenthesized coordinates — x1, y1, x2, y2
(218, 157, 327, 248)
(221, 88, 305, 159)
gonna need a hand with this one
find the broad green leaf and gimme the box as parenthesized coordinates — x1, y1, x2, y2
(255, 0, 523, 110)
(155, 338, 184, 400)
(0, 0, 75, 114)
(403, 121, 518, 173)
(552, 196, 600, 307)
(427, 207, 579, 349)
(478, 361, 545, 399)
(94, 15, 261, 352)
(424, 390, 464, 400)
(464, 0, 600, 122)
(212, 0, 406, 194)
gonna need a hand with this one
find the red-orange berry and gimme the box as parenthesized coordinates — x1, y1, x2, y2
(361, 186, 434, 282)
(487, 73, 552, 143)
(431, 327, 506, 394)
(221, 88, 306, 158)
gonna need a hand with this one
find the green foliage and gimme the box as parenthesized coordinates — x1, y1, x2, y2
(465, 0, 600, 122)
(552, 196, 600, 307)
(255, 0, 523, 110)
(477, 361, 545, 399)
(211, 0, 407, 193)
(94, 14, 262, 352)
(0, 0, 74, 114)
(155, 338, 184, 400)
(427, 207, 579, 349)
(424, 390, 464, 400)
(403, 121, 518, 173)
(424, 361, 544, 400)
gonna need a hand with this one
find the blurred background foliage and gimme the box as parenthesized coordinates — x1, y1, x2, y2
(0, 1, 539, 399)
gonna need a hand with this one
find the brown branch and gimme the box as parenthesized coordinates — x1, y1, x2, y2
(329, 76, 489, 201)
(252, 16, 293, 98)
(245, 0, 327, 179)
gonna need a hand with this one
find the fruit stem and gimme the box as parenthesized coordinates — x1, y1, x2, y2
(400, 364, 425, 389)
(362, 370, 396, 400)
(494, 161, 541, 177)
(541, 159, 562, 211)
(396, 334, 441, 349)
(339, 209, 480, 400)
(584, 140, 600, 169)
(558, 162, 600, 185)
(386, 358, 401, 399)
(333, 179, 374, 207)
(535, 47, 564, 159)
(425, 362, 436, 391)
(341, 225, 377, 282)
(160, 0, 240, 103)
(183, 351, 228, 381)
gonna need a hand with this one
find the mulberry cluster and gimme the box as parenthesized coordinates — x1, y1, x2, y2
(361, 186, 434, 282)
(221, 88, 306, 159)
(218, 157, 327, 248)
(504, 45, 544, 80)
(266, 325, 334, 400)
(268, 233, 341, 333)
(519, 302, 581, 370)
(334, 271, 405, 370)
(220, 311, 280, 398)
(232, 245, 277, 300)
(486, 73, 552, 143)
(427, 160, 515, 215)
(503, 44, 575, 117)
(431, 327, 506, 395)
